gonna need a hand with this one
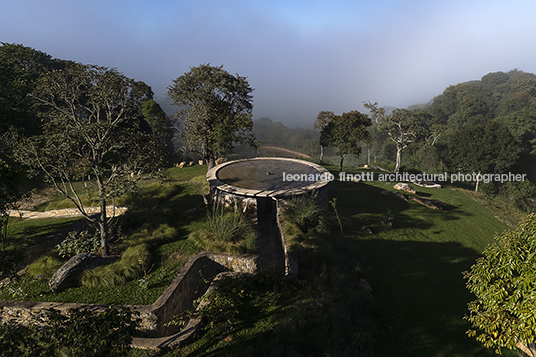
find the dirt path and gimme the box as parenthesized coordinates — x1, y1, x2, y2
(258, 146, 311, 159)
(8, 206, 128, 219)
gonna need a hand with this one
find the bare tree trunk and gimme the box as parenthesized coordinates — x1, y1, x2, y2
(516, 341, 536, 357)
(96, 176, 110, 256)
(475, 171, 481, 192)
(319, 145, 324, 165)
(99, 197, 110, 256)
(395, 145, 402, 173)
(339, 155, 345, 172)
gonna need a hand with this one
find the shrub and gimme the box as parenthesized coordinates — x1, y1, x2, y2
(189, 205, 257, 254)
(0, 307, 138, 357)
(80, 244, 151, 288)
(464, 214, 536, 355)
(56, 229, 100, 258)
(280, 195, 328, 234)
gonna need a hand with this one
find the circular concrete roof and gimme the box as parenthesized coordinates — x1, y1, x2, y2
(207, 157, 331, 198)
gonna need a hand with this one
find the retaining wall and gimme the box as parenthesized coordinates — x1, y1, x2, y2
(0, 252, 260, 349)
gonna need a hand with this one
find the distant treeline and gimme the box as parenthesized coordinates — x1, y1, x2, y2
(251, 69, 536, 212)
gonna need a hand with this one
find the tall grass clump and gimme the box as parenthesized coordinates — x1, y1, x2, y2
(80, 244, 151, 288)
(26, 254, 64, 278)
(280, 195, 329, 248)
(189, 205, 256, 254)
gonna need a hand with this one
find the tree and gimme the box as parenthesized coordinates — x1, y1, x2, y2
(19, 64, 169, 255)
(322, 110, 372, 171)
(379, 107, 435, 173)
(0, 43, 68, 136)
(141, 99, 175, 155)
(167, 64, 257, 170)
(313, 111, 335, 164)
(464, 214, 536, 356)
(445, 119, 519, 191)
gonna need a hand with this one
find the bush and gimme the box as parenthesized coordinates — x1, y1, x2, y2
(464, 214, 536, 355)
(0, 307, 138, 357)
(189, 205, 257, 254)
(56, 229, 100, 258)
(280, 195, 328, 234)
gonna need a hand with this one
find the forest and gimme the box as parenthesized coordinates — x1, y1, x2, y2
(252, 69, 536, 213)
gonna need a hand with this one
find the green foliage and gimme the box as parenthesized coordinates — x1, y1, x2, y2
(189, 205, 257, 254)
(0, 307, 138, 357)
(445, 119, 520, 192)
(322, 110, 372, 171)
(55, 229, 100, 258)
(431, 69, 536, 154)
(0, 43, 68, 136)
(80, 244, 151, 288)
(464, 214, 536, 355)
(281, 195, 328, 234)
(26, 254, 64, 278)
(167, 64, 257, 168)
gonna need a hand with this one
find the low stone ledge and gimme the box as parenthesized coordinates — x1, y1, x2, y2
(0, 251, 257, 346)
(206, 253, 259, 273)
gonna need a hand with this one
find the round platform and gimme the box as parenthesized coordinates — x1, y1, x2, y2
(207, 157, 331, 198)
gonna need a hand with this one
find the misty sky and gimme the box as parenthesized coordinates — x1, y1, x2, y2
(2, 0, 536, 127)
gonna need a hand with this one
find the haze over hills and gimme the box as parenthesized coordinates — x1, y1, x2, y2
(3, 1, 536, 128)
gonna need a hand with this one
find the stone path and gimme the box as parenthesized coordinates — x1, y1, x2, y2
(7, 206, 128, 219)
(254, 214, 285, 274)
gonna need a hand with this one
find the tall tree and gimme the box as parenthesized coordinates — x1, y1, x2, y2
(313, 111, 335, 164)
(167, 64, 257, 169)
(464, 214, 536, 356)
(322, 110, 372, 171)
(380, 108, 434, 173)
(445, 119, 519, 191)
(19, 64, 169, 255)
(0, 43, 68, 136)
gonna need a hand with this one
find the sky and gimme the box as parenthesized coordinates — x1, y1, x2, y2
(2, 0, 536, 127)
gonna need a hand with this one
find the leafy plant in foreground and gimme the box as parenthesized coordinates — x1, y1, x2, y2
(464, 213, 536, 356)
(0, 307, 139, 357)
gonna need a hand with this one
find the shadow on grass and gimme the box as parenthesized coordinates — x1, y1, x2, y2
(356, 238, 517, 357)
(171, 230, 375, 357)
(9, 218, 85, 249)
(329, 181, 470, 233)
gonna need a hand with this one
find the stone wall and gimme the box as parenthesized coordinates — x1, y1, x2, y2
(0, 251, 259, 341)
(207, 252, 259, 273)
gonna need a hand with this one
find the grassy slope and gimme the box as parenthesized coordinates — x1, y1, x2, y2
(3, 160, 524, 356)
(1, 165, 208, 305)
(327, 165, 518, 357)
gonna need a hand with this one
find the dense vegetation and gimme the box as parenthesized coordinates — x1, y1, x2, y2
(2, 43, 536, 355)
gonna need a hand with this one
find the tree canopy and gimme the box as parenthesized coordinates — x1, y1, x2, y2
(167, 64, 256, 169)
(19, 63, 169, 255)
(0, 43, 69, 136)
(445, 119, 520, 191)
(464, 214, 536, 356)
(321, 110, 372, 171)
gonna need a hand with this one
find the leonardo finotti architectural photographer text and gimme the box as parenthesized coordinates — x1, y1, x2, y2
(282, 171, 527, 184)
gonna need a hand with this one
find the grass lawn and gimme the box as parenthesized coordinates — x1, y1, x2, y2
(326, 165, 520, 356)
(0, 165, 209, 305)
(4, 216, 84, 251)
(1, 161, 527, 356)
